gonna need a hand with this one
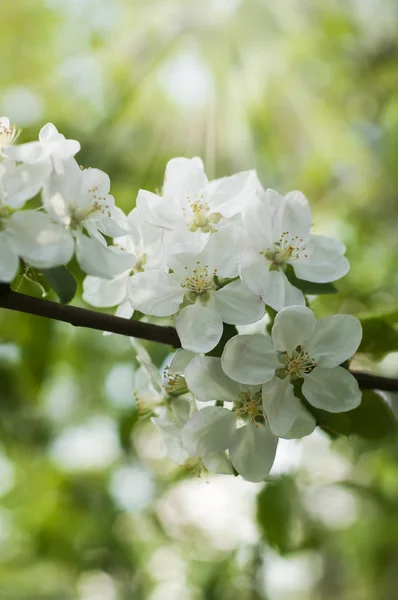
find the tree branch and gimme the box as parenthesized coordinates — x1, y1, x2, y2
(1, 284, 397, 393)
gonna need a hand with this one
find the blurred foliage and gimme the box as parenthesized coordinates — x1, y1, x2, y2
(0, 0, 398, 598)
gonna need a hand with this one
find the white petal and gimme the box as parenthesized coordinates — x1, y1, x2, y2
(293, 234, 349, 283)
(3, 141, 44, 164)
(262, 376, 316, 438)
(181, 406, 236, 456)
(0, 234, 19, 282)
(82, 275, 128, 308)
(203, 452, 234, 475)
(262, 269, 305, 311)
(163, 156, 208, 200)
(200, 224, 245, 278)
(214, 280, 265, 325)
(242, 191, 274, 251)
(221, 334, 279, 385)
(185, 356, 241, 402)
(1, 162, 51, 209)
(302, 366, 362, 412)
(8, 211, 74, 268)
(229, 423, 277, 482)
(168, 349, 196, 375)
(272, 305, 316, 353)
(127, 270, 183, 316)
(152, 417, 189, 465)
(136, 189, 183, 230)
(306, 314, 362, 368)
(176, 301, 223, 353)
(115, 299, 134, 320)
(209, 170, 257, 218)
(75, 232, 136, 279)
(240, 248, 269, 296)
(272, 190, 311, 242)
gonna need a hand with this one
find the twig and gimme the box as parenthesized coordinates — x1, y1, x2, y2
(1, 284, 397, 392)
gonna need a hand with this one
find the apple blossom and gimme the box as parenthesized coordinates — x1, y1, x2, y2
(0, 117, 21, 153)
(127, 231, 265, 352)
(241, 189, 350, 310)
(83, 208, 166, 319)
(221, 306, 362, 438)
(42, 159, 136, 279)
(182, 355, 278, 481)
(4, 123, 80, 174)
(137, 156, 257, 254)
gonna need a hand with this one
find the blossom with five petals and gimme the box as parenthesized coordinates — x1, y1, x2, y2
(241, 189, 349, 310)
(221, 305, 362, 438)
(127, 231, 265, 352)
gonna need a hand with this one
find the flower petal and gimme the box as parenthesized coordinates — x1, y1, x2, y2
(176, 301, 223, 353)
(262, 269, 305, 311)
(75, 232, 136, 279)
(203, 452, 234, 475)
(303, 366, 361, 412)
(136, 189, 183, 230)
(229, 423, 277, 482)
(168, 349, 196, 375)
(262, 376, 316, 438)
(209, 170, 257, 218)
(0, 235, 19, 282)
(221, 334, 279, 385)
(8, 211, 74, 269)
(152, 417, 189, 465)
(306, 314, 362, 368)
(200, 224, 244, 278)
(83, 275, 128, 308)
(185, 356, 241, 402)
(272, 305, 316, 353)
(163, 156, 208, 200)
(242, 192, 274, 251)
(214, 280, 265, 325)
(240, 248, 269, 297)
(114, 299, 134, 319)
(127, 270, 183, 316)
(293, 234, 349, 283)
(272, 190, 311, 242)
(181, 406, 236, 456)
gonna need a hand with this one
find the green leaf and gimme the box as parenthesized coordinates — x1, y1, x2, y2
(285, 266, 337, 295)
(42, 266, 78, 304)
(358, 316, 398, 359)
(118, 408, 139, 452)
(256, 476, 297, 553)
(349, 390, 397, 440)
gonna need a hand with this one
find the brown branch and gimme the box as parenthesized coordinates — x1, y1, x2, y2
(0, 284, 181, 348)
(0, 284, 397, 393)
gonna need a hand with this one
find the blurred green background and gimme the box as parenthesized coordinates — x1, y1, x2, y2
(1, 0, 398, 598)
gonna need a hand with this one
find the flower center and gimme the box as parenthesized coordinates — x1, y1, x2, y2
(262, 231, 308, 268)
(234, 390, 262, 423)
(184, 195, 221, 233)
(280, 345, 317, 378)
(163, 368, 189, 397)
(0, 122, 20, 150)
(182, 262, 217, 297)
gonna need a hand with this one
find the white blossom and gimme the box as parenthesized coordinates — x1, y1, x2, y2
(83, 208, 165, 319)
(127, 230, 265, 353)
(137, 156, 257, 255)
(182, 355, 278, 482)
(42, 159, 136, 279)
(241, 189, 350, 310)
(4, 123, 80, 174)
(221, 305, 362, 438)
(0, 117, 21, 153)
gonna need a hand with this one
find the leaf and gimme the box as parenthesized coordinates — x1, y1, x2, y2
(349, 390, 397, 440)
(42, 266, 77, 304)
(285, 266, 337, 295)
(256, 476, 297, 553)
(358, 316, 398, 359)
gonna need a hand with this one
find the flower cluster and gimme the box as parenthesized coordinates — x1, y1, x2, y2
(0, 118, 363, 482)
